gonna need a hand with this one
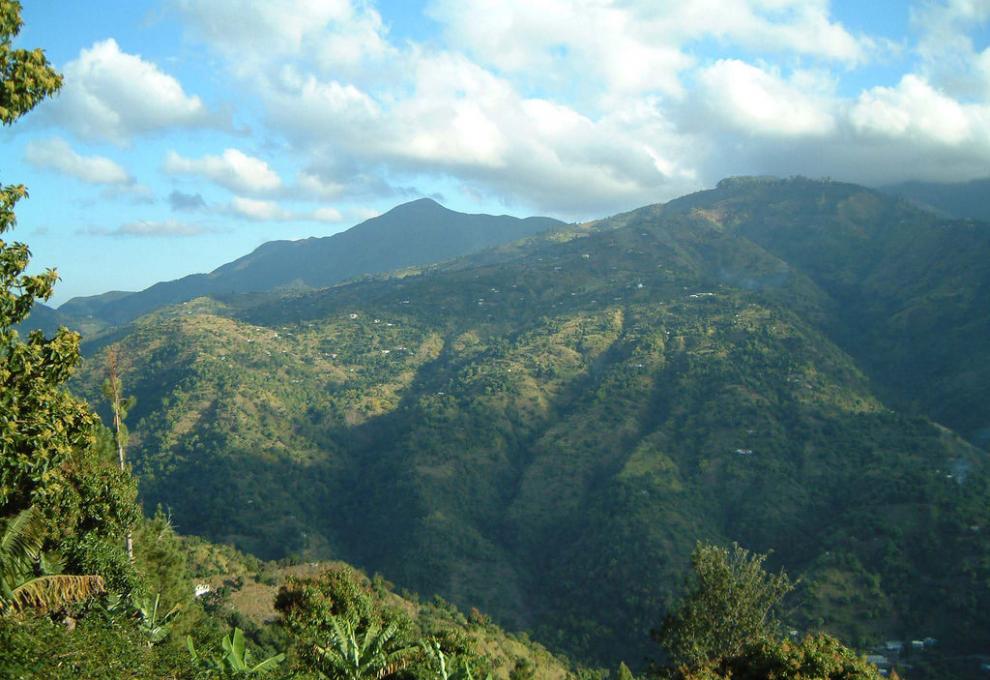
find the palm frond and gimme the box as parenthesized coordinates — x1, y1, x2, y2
(8, 574, 105, 613)
(1, 507, 45, 568)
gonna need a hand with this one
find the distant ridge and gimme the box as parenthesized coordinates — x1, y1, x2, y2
(60, 198, 564, 325)
(877, 177, 990, 221)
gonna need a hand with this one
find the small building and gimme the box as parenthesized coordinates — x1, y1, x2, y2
(193, 584, 212, 598)
(865, 655, 888, 667)
(736, 449, 753, 456)
(885, 641, 903, 652)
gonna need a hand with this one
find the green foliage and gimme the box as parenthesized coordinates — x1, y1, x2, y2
(0, 0, 87, 516)
(133, 591, 181, 646)
(0, 0, 137, 605)
(311, 616, 417, 680)
(654, 542, 793, 668)
(274, 565, 419, 677)
(69, 176, 990, 675)
(654, 549, 883, 680)
(615, 662, 634, 680)
(0, 0, 63, 125)
(0, 506, 106, 614)
(422, 638, 494, 680)
(667, 633, 884, 680)
(188, 627, 286, 676)
(0, 609, 200, 679)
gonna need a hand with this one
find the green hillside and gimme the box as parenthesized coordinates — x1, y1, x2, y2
(72, 178, 990, 673)
(662, 176, 990, 449)
(59, 199, 565, 326)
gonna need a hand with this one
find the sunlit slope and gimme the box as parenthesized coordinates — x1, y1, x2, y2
(75, 178, 990, 667)
(663, 176, 990, 448)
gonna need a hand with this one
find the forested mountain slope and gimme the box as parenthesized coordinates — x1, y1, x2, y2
(59, 198, 564, 326)
(662, 176, 990, 448)
(72, 178, 990, 670)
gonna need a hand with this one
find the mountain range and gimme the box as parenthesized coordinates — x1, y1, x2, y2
(56, 198, 564, 326)
(50, 177, 990, 673)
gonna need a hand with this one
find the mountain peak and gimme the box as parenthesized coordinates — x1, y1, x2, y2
(382, 196, 449, 217)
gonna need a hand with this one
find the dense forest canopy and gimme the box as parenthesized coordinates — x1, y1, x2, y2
(4, 2, 990, 679)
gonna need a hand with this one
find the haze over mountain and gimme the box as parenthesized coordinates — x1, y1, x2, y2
(59, 198, 564, 325)
(878, 178, 990, 222)
(70, 177, 990, 672)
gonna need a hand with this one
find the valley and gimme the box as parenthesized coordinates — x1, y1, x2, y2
(59, 178, 990, 670)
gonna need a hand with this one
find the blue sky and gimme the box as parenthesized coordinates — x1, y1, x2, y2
(4, 0, 990, 305)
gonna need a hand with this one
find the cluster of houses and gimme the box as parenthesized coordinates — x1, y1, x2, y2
(865, 638, 937, 676)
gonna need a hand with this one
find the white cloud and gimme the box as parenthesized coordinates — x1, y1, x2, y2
(912, 0, 990, 98)
(296, 172, 346, 199)
(24, 137, 133, 185)
(427, 0, 873, 100)
(167, 0, 990, 215)
(86, 219, 210, 237)
(173, 0, 393, 77)
(229, 196, 291, 221)
(262, 49, 694, 214)
(312, 206, 344, 222)
(164, 148, 283, 194)
(45, 39, 215, 144)
(227, 196, 343, 223)
(693, 60, 836, 137)
(850, 74, 987, 146)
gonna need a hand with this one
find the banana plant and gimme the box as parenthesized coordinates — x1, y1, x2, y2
(313, 617, 416, 680)
(133, 592, 181, 645)
(0, 506, 105, 615)
(187, 627, 286, 675)
(422, 639, 492, 680)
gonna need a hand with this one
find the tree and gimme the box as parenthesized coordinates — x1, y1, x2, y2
(0, 0, 92, 516)
(653, 542, 793, 668)
(668, 634, 885, 680)
(0, 0, 138, 603)
(275, 567, 419, 679)
(0, 506, 105, 614)
(103, 347, 137, 560)
(1, 1, 62, 125)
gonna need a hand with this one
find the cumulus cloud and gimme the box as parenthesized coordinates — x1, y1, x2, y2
(24, 137, 133, 185)
(227, 196, 344, 223)
(44, 39, 217, 144)
(849, 74, 985, 146)
(85, 219, 211, 237)
(173, 0, 393, 77)
(692, 60, 836, 137)
(228, 196, 291, 221)
(262, 50, 695, 214)
(164, 148, 283, 194)
(167, 0, 990, 216)
(428, 0, 873, 99)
